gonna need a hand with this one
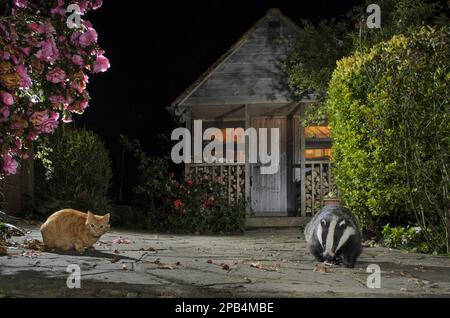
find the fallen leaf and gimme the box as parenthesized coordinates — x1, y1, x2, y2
(313, 263, 327, 273)
(113, 249, 120, 254)
(157, 264, 175, 270)
(250, 262, 263, 269)
(207, 259, 213, 264)
(219, 263, 230, 271)
(112, 237, 131, 244)
(22, 250, 40, 258)
(22, 239, 45, 251)
(250, 262, 279, 272)
(154, 258, 161, 265)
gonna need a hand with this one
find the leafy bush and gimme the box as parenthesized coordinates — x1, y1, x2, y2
(163, 175, 246, 234)
(34, 126, 112, 217)
(0, 223, 7, 241)
(327, 27, 449, 252)
(123, 137, 246, 234)
(382, 224, 445, 254)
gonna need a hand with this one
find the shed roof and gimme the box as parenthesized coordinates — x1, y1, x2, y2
(169, 9, 315, 121)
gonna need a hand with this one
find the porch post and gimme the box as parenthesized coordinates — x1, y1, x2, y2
(300, 104, 306, 217)
(184, 106, 192, 179)
(244, 104, 251, 214)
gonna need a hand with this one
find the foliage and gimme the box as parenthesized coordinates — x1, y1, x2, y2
(0, 222, 7, 240)
(327, 26, 449, 252)
(285, 0, 447, 125)
(122, 137, 246, 234)
(120, 135, 170, 211)
(0, 0, 109, 178)
(382, 224, 445, 254)
(163, 174, 246, 234)
(34, 126, 112, 216)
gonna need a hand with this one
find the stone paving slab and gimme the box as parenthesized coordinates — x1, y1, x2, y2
(1, 226, 450, 297)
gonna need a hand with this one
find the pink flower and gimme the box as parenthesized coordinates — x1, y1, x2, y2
(186, 179, 194, 186)
(70, 32, 81, 45)
(12, 0, 28, 9)
(38, 22, 56, 35)
(72, 54, 84, 66)
(16, 65, 32, 89)
(78, 99, 89, 112)
(1, 92, 14, 106)
(51, 6, 66, 16)
(49, 94, 66, 106)
(28, 22, 40, 32)
(0, 106, 10, 122)
(79, 28, 98, 47)
(21, 47, 31, 56)
(41, 112, 60, 133)
(30, 111, 59, 133)
(1, 154, 18, 176)
(46, 68, 66, 83)
(93, 55, 110, 73)
(93, 0, 103, 10)
(35, 38, 59, 63)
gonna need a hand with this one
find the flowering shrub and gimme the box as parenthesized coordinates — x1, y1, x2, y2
(161, 174, 246, 234)
(0, 0, 109, 178)
(123, 137, 246, 234)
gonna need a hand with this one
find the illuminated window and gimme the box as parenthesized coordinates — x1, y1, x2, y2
(202, 122, 245, 163)
(304, 125, 332, 160)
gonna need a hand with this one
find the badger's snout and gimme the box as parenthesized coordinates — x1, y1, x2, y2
(324, 254, 334, 262)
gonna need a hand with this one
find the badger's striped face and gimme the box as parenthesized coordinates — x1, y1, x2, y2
(316, 215, 356, 261)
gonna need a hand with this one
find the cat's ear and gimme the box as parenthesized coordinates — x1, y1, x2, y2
(103, 213, 110, 223)
(87, 211, 94, 221)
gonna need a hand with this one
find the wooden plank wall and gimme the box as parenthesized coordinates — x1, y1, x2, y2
(184, 17, 296, 106)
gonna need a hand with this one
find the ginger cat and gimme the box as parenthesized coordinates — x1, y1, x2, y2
(40, 209, 110, 253)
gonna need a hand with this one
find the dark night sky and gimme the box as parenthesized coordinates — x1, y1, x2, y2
(75, 0, 360, 199)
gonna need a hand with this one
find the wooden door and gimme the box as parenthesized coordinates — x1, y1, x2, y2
(250, 117, 289, 216)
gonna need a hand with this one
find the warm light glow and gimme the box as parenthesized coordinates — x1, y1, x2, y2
(305, 148, 332, 160)
(305, 125, 331, 139)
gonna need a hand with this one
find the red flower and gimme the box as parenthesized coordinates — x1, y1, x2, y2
(169, 172, 175, 179)
(174, 199, 184, 210)
(201, 196, 215, 209)
(186, 178, 193, 186)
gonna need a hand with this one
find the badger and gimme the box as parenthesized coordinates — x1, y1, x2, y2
(304, 205, 362, 268)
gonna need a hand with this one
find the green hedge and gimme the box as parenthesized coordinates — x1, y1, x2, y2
(327, 27, 449, 252)
(35, 126, 112, 217)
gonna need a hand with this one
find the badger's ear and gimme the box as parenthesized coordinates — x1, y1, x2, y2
(339, 220, 346, 227)
(320, 219, 327, 226)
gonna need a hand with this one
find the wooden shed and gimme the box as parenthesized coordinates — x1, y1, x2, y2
(169, 9, 335, 218)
